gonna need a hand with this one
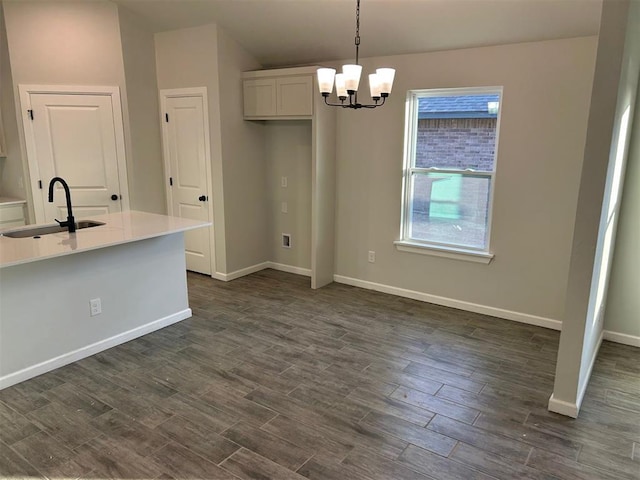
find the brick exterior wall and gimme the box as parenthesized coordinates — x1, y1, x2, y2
(415, 118, 497, 170)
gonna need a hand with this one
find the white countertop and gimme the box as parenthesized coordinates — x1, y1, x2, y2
(0, 211, 210, 268)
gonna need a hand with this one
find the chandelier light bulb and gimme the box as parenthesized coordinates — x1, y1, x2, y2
(317, 68, 336, 95)
(342, 64, 362, 93)
(335, 73, 348, 99)
(369, 74, 382, 99)
(376, 68, 395, 95)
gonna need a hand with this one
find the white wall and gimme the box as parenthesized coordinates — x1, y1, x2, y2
(118, 5, 165, 214)
(603, 0, 640, 344)
(216, 26, 269, 273)
(155, 23, 228, 272)
(606, 84, 640, 343)
(0, 5, 24, 203)
(2, 0, 128, 221)
(3, 0, 125, 85)
(334, 36, 597, 325)
(265, 121, 312, 270)
(551, 0, 637, 417)
(2, 0, 165, 219)
(155, 23, 267, 276)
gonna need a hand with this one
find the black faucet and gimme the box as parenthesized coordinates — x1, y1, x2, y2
(48, 177, 76, 233)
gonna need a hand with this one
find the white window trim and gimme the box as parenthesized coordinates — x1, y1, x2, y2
(394, 240, 494, 264)
(399, 86, 503, 262)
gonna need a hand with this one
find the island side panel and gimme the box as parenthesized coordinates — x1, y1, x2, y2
(0, 233, 190, 388)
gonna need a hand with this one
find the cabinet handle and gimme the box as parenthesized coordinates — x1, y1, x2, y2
(111, 194, 119, 201)
(198, 195, 207, 202)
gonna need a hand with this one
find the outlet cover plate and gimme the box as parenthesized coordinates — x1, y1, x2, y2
(90, 298, 102, 316)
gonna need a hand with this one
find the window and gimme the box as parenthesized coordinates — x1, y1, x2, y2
(397, 87, 502, 261)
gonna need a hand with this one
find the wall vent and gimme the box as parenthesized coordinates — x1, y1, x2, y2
(282, 233, 291, 248)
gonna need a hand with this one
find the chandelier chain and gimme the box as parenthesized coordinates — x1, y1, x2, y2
(355, 0, 361, 64)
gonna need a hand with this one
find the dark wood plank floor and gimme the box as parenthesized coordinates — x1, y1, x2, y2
(1, 269, 639, 479)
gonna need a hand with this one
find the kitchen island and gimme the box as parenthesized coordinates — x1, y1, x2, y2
(0, 211, 210, 389)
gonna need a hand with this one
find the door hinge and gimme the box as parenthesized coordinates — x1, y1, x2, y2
(28, 109, 34, 120)
(165, 113, 169, 123)
(169, 177, 173, 186)
(38, 180, 42, 189)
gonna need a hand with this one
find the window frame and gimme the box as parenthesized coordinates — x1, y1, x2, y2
(397, 86, 503, 262)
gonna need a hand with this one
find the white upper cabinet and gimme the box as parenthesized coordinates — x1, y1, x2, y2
(243, 78, 277, 117)
(243, 67, 316, 119)
(276, 76, 313, 117)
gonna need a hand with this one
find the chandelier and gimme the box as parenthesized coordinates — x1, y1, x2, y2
(317, 0, 395, 109)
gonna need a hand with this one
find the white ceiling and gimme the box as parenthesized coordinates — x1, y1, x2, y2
(113, 0, 603, 68)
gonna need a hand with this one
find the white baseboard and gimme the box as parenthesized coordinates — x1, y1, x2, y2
(603, 330, 640, 347)
(213, 262, 270, 281)
(574, 329, 604, 414)
(210, 271, 228, 281)
(267, 262, 312, 277)
(0, 309, 192, 391)
(211, 269, 638, 349)
(548, 393, 579, 418)
(213, 261, 311, 281)
(333, 274, 562, 331)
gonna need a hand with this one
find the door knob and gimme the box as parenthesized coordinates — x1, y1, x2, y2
(198, 195, 207, 202)
(111, 194, 119, 201)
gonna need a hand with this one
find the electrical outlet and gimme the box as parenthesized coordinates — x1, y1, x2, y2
(282, 233, 291, 248)
(281, 201, 288, 213)
(281, 176, 288, 188)
(90, 298, 102, 316)
(368, 250, 376, 263)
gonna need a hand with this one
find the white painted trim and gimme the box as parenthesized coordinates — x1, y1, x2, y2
(549, 330, 604, 419)
(17, 85, 126, 95)
(160, 87, 216, 276)
(243, 66, 319, 79)
(0, 105, 6, 157)
(213, 262, 271, 282)
(548, 394, 579, 418)
(212, 261, 312, 282)
(394, 241, 494, 264)
(110, 88, 131, 212)
(19, 84, 130, 223)
(399, 86, 503, 256)
(603, 330, 640, 347)
(268, 262, 312, 277)
(0, 309, 191, 391)
(333, 274, 562, 331)
(210, 267, 637, 351)
(210, 271, 229, 281)
(575, 329, 604, 414)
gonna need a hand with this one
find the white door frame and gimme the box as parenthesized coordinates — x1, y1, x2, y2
(159, 87, 215, 276)
(19, 85, 130, 223)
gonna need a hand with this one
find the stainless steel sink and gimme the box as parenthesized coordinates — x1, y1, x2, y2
(1, 220, 105, 238)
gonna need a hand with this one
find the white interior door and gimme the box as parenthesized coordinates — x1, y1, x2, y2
(20, 86, 129, 223)
(161, 88, 213, 275)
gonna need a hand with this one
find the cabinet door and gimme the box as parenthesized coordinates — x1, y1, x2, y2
(277, 76, 313, 116)
(0, 204, 25, 228)
(243, 79, 277, 117)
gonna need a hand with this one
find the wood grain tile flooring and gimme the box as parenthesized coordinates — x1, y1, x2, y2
(1, 269, 639, 479)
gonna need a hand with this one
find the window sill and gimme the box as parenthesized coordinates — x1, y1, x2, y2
(394, 240, 494, 264)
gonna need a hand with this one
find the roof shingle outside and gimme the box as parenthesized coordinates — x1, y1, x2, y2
(418, 94, 500, 118)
